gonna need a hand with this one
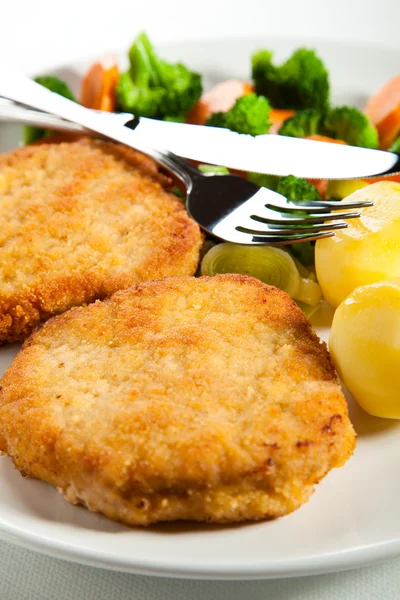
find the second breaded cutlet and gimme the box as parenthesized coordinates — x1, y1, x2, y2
(0, 137, 202, 342)
(0, 275, 356, 526)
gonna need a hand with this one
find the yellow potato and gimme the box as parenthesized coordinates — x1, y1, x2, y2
(326, 179, 369, 200)
(315, 182, 400, 307)
(329, 280, 400, 418)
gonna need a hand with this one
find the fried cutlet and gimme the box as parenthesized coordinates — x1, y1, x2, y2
(0, 275, 356, 526)
(0, 137, 202, 343)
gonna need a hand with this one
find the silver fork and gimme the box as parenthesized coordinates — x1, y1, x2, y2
(0, 73, 372, 245)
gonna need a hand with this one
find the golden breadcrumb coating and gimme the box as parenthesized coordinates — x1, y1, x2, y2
(0, 137, 202, 342)
(0, 275, 356, 526)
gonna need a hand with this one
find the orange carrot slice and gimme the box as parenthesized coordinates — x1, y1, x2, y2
(375, 104, 400, 149)
(269, 109, 295, 134)
(186, 80, 253, 125)
(80, 55, 120, 112)
(306, 135, 347, 145)
(365, 75, 400, 126)
(363, 174, 400, 184)
(307, 178, 328, 199)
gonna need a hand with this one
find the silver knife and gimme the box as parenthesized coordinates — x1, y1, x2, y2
(0, 73, 399, 180)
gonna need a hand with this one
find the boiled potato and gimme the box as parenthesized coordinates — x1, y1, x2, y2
(329, 280, 400, 418)
(315, 182, 400, 307)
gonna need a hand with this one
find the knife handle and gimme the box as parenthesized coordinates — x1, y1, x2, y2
(0, 69, 196, 186)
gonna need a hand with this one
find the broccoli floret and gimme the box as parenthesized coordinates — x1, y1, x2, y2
(276, 174, 321, 201)
(254, 174, 320, 266)
(276, 175, 321, 267)
(116, 72, 165, 119)
(205, 93, 271, 136)
(278, 109, 324, 138)
(278, 105, 379, 149)
(322, 107, 379, 149)
(116, 32, 202, 119)
(252, 48, 329, 110)
(389, 137, 400, 153)
(24, 76, 76, 144)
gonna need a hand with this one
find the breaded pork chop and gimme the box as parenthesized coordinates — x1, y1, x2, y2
(0, 137, 202, 343)
(0, 275, 356, 526)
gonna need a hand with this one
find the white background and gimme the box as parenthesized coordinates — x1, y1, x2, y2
(3, 0, 400, 72)
(1, 0, 400, 598)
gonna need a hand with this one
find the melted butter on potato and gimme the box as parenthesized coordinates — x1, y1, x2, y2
(315, 182, 400, 308)
(329, 280, 400, 418)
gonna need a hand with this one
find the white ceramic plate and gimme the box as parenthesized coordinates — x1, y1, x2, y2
(0, 37, 400, 580)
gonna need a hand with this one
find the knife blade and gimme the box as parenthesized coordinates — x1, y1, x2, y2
(0, 80, 399, 180)
(130, 117, 400, 180)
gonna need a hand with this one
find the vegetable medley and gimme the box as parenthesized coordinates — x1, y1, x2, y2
(25, 31, 400, 321)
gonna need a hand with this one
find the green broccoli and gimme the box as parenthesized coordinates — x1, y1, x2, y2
(24, 76, 76, 144)
(248, 172, 280, 190)
(252, 48, 330, 110)
(389, 137, 400, 153)
(278, 109, 324, 138)
(248, 174, 320, 265)
(275, 174, 321, 201)
(268, 174, 320, 266)
(278, 105, 379, 149)
(205, 93, 271, 136)
(322, 107, 379, 148)
(247, 173, 320, 266)
(116, 32, 202, 119)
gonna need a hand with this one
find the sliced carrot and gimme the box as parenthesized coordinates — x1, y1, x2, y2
(363, 174, 400, 184)
(375, 104, 400, 149)
(306, 135, 347, 145)
(80, 55, 120, 112)
(364, 75, 400, 126)
(269, 109, 295, 134)
(186, 80, 253, 125)
(307, 179, 328, 199)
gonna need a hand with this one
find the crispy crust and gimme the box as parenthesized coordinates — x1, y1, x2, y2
(0, 138, 202, 342)
(0, 275, 356, 525)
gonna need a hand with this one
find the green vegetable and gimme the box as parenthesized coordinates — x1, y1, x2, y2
(116, 32, 202, 119)
(278, 105, 379, 149)
(252, 48, 330, 110)
(389, 137, 400, 153)
(276, 175, 321, 266)
(171, 186, 186, 200)
(205, 93, 272, 136)
(322, 106, 379, 149)
(275, 174, 321, 201)
(278, 109, 324, 138)
(248, 172, 280, 190)
(248, 173, 321, 202)
(289, 242, 315, 267)
(247, 174, 320, 267)
(198, 164, 229, 174)
(164, 115, 186, 123)
(201, 243, 322, 306)
(24, 76, 76, 144)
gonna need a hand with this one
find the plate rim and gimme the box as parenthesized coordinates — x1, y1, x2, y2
(2, 516, 400, 580)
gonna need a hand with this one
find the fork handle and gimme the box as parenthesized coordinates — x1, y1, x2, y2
(0, 69, 197, 188)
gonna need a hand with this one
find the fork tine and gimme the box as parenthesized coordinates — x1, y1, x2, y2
(266, 196, 373, 213)
(263, 221, 348, 235)
(251, 209, 361, 224)
(234, 229, 336, 244)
